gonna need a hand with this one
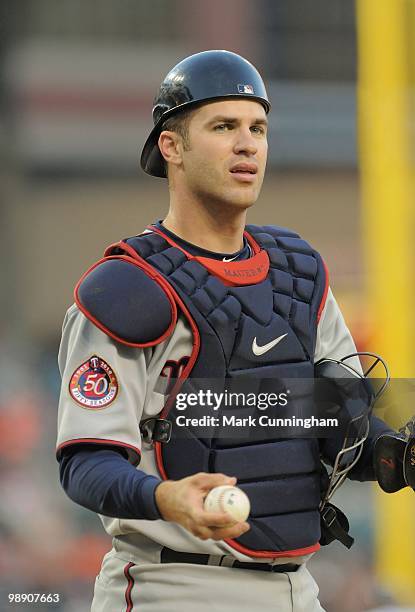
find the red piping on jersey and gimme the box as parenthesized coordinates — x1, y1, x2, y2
(56, 438, 141, 466)
(74, 255, 178, 348)
(317, 259, 330, 323)
(108, 235, 322, 559)
(123, 562, 135, 612)
(148, 225, 270, 287)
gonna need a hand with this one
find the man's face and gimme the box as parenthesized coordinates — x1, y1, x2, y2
(179, 99, 268, 210)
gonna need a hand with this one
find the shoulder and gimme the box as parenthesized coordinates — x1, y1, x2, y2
(58, 303, 119, 363)
(61, 302, 80, 329)
(318, 288, 351, 333)
(315, 287, 362, 372)
(246, 224, 320, 252)
(247, 224, 299, 236)
(59, 303, 90, 349)
(246, 224, 325, 263)
(246, 224, 300, 243)
(248, 222, 328, 286)
(248, 225, 330, 331)
(74, 249, 177, 348)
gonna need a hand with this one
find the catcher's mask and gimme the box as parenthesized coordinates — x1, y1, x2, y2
(315, 352, 390, 510)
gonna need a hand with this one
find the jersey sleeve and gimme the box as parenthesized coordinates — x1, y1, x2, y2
(314, 287, 362, 374)
(56, 304, 150, 465)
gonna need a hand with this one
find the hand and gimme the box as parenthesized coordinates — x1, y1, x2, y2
(155, 472, 250, 541)
(374, 432, 410, 492)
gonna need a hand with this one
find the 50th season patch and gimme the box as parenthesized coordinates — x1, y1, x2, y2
(69, 355, 118, 409)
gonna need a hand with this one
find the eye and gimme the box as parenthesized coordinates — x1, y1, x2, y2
(214, 123, 233, 132)
(251, 125, 266, 135)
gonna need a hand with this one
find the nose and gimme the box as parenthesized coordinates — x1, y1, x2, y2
(233, 127, 258, 156)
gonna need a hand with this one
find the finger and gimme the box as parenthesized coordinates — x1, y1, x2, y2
(191, 524, 213, 540)
(193, 510, 238, 527)
(208, 522, 250, 541)
(193, 472, 237, 490)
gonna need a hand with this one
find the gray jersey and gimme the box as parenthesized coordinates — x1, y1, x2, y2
(57, 287, 360, 562)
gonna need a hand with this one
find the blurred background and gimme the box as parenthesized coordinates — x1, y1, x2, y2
(0, 1, 414, 610)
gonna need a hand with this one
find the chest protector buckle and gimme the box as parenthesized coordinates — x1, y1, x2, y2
(140, 418, 172, 444)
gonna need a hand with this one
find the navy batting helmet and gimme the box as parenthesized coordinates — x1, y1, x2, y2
(140, 50, 270, 178)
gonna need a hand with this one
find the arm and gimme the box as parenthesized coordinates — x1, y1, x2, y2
(59, 445, 162, 519)
(57, 305, 249, 540)
(315, 288, 394, 481)
(59, 444, 248, 539)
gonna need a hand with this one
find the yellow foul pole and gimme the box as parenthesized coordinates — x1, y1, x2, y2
(357, 0, 415, 603)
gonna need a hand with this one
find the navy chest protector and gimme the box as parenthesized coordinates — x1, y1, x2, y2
(76, 225, 329, 559)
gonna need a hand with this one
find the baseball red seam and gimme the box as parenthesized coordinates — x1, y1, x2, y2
(219, 488, 228, 514)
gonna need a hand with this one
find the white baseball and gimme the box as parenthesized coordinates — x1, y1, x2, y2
(204, 485, 250, 522)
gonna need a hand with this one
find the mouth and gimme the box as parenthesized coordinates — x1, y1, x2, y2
(229, 163, 258, 183)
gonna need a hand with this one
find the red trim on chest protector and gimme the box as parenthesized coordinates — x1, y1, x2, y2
(317, 259, 329, 323)
(107, 240, 202, 483)
(109, 235, 318, 559)
(148, 226, 270, 286)
(74, 255, 178, 348)
(224, 539, 320, 559)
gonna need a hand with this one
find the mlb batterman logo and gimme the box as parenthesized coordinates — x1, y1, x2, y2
(237, 84, 254, 94)
(69, 355, 118, 409)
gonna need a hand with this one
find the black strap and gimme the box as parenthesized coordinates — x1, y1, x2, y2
(160, 547, 300, 572)
(320, 504, 354, 549)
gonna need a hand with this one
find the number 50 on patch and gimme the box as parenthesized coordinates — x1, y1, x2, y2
(69, 355, 119, 409)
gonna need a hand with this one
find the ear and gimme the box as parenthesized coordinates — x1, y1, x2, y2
(158, 131, 183, 168)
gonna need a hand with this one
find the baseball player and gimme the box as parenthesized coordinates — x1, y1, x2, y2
(56, 50, 415, 612)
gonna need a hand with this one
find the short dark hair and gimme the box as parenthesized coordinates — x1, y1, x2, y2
(160, 106, 197, 178)
(161, 107, 194, 149)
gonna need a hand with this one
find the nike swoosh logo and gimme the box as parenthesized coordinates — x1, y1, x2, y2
(252, 334, 288, 356)
(223, 254, 239, 262)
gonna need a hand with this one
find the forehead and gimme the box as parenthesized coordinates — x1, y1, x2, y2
(192, 99, 267, 123)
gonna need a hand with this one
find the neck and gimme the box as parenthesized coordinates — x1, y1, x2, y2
(163, 192, 247, 254)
